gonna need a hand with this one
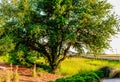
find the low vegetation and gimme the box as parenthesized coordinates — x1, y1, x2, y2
(57, 57, 120, 76)
(0, 56, 120, 81)
(56, 66, 112, 82)
(0, 56, 120, 77)
(55, 66, 120, 82)
(56, 70, 101, 82)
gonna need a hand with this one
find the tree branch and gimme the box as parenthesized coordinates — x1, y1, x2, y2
(57, 43, 72, 66)
(25, 39, 52, 63)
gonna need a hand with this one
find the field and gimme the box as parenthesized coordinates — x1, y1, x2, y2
(0, 56, 120, 81)
(57, 57, 120, 76)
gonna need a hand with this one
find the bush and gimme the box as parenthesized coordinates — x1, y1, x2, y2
(9, 51, 37, 67)
(9, 44, 39, 67)
(84, 76, 97, 82)
(94, 70, 104, 78)
(56, 77, 85, 82)
(56, 66, 114, 82)
(36, 63, 53, 72)
(99, 66, 112, 78)
(56, 71, 100, 82)
(65, 77, 85, 82)
(85, 73, 100, 82)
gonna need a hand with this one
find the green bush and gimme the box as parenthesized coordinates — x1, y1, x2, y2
(56, 71, 100, 82)
(9, 44, 39, 67)
(99, 66, 112, 78)
(84, 76, 96, 82)
(65, 77, 85, 82)
(56, 77, 85, 82)
(9, 51, 37, 67)
(84, 73, 99, 82)
(94, 70, 104, 78)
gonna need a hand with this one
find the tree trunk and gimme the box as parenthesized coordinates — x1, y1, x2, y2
(49, 43, 72, 72)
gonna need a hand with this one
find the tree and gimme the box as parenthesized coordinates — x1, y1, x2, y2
(0, 0, 119, 71)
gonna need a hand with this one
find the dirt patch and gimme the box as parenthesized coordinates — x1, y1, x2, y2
(0, 62, 62, 82)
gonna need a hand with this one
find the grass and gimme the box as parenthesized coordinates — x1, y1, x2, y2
(57, 57, 120, 76)
(0, 55, 9, 63)
(0, 55, 120, 77)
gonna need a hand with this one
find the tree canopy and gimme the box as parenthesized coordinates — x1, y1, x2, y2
(0, 0, 119, 70)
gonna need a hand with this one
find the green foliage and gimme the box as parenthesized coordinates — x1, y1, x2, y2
(0, 35, 15, 55)
(0, 0, 119, 70)
(56, 67, 114, 82)
(0, 55, 9, 63)
(9, 44, 39, 67)
(99, 66, 112, 77)
(56, 77, 85, 82)
(36, 63, 53, 72)
(56, 71, 100, 82)
(94, 70, 104, 78)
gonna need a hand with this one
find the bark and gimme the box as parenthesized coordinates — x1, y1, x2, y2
(49, 43, 72, 72)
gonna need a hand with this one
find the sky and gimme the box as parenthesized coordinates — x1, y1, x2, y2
(105, 0, 120, 54)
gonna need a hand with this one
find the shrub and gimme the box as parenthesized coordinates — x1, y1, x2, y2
(65, 77, 85, 82)
(85, 73, 100, 82)
(99, 66, 112, 78)
(56, 77, 85, 82)
(9, 44, 39, 67)
(9, 51, 39, 67)
(84, 76, 97, 82)
(56, 71, 100, 82)
(36, 63, 53, 72)
(94, 70, 104, 78)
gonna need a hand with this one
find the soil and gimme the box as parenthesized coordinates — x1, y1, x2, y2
(0, 62, 62, 82)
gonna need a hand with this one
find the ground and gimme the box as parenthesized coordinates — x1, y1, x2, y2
(0, 62, 62, 82)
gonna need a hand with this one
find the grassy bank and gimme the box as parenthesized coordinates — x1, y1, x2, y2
(57, 57, 120, 76)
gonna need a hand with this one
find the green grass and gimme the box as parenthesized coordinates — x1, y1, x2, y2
(57, 57, 120, 76)
(0, 55, 120, 77)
